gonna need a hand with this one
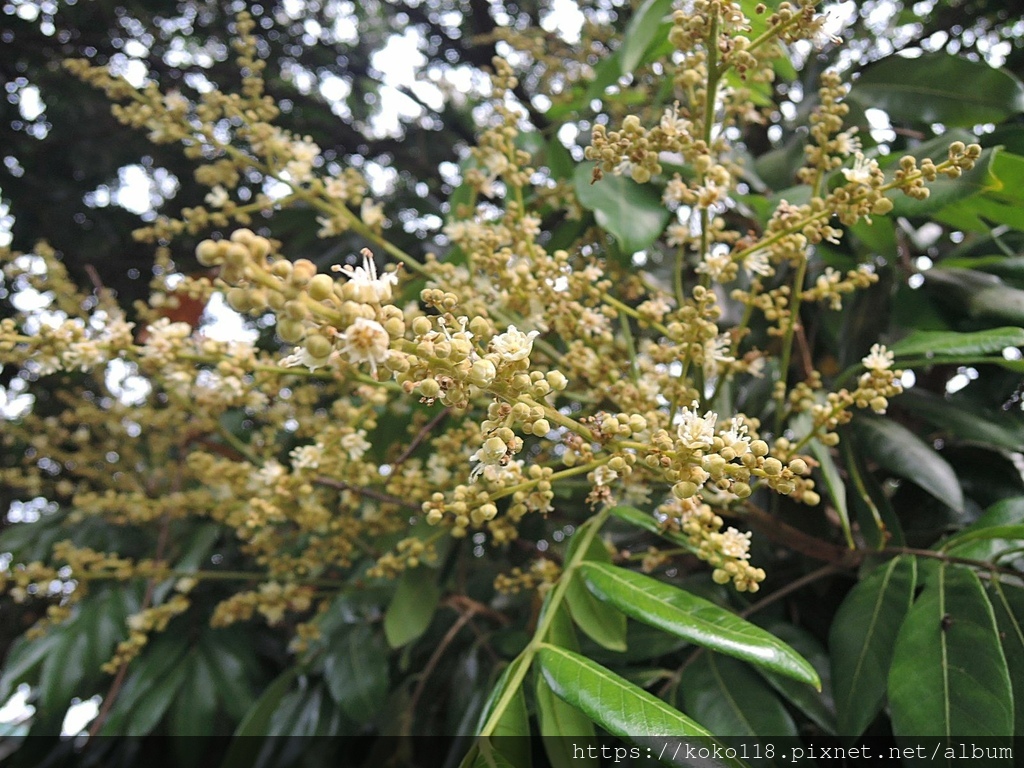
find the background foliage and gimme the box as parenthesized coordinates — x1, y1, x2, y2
(2, 1, 1024, 767)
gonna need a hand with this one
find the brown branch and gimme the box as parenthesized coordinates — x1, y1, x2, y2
(391, 407, 450, 471)
(313, 476, 422, 510)
(87, 512, 173, 740)
(739, 501, 862, 566)
(882, 546, 1024, 582)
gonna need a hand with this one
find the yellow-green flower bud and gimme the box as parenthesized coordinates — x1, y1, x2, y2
(277, 318, 306, 343)
(305, 334, 333, 360)
(308, 274, 335, 301)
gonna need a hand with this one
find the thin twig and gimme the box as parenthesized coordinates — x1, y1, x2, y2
(882, 546, 1024, 582)
(392, 407, 450, 471)
(313, 476, 422, 510)
(87, 512, 172, 740)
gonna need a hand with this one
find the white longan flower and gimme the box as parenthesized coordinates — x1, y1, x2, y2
(742, 248, 773, 277)
(676, 401, 718, 451)
(469, 435, 509, 481)
(719, 527, 752, 560)
(861, 343, 895, 372)
(592, 465, 619, 487)
(290, 444, 323, 470)
(336, 251, 398, 303)
(205, 185, 229, 208)
(491, 325, 540, 363)
(339, 317, 391, 373)
(842, 152, 879, 186)
(341, 430, 371, 461)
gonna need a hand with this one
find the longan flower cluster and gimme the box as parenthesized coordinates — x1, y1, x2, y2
(494, 558, 562, 595)
(0, 0, 989, 685)
(659, 497, 766, 592)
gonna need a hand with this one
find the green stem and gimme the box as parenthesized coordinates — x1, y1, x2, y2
(773, 256, 808, 435)
(478, 505, 613, 736)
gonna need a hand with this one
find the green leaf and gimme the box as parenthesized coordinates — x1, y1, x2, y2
(754, 622, 837, 735)
(220, 667, 300, 768)
(620, 0, 675, 74)
(807, 436, 852, 548)
(923, 268, 1024, 326)
(579, 562, 820, 687)
(170, 650, 218, 737)
(986, 582, 1024, 736)
(573, 163, 671, 254)
(891, 326, 1024, 361)
(467, 658, 531, 768)
(936, 152, 1024, 232)
(888, 565, 1013, 743)
(584, 50, 624, 103)
(323, 624, 389, 723)
(849, 53, 1024, 127)
(940, 255, 1024, 283)
(565, 525, 627, 652)
(384, 568, 440, 648)
(898, 389, 1024, 453)
(941, 497, 1024, 561)
(609, 505, 698, 554)
(126, 649, 191, 736)
(99, 632, 189, 735)
(679, 653, 798, 738)
(0, 633, 60, 703)
(852, 416, 964, 513)
(830, 556, 916, 738)
(536, 603, 597, 767)
(201, 632, 257, 722)
(537, 644, 745, 767)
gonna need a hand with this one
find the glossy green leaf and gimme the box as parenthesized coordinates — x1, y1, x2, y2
(323, 624, 389, 722)
(852, 416, 964, 513)
(536, 603, 596, 767)
(201, 632, 257, 722)
(37, 604, 97, 713)
(937, 152, 1024, 232)
(565, 524, 627, 652)
(830, 556, 916, 738)
(889, 565, 1013, 742)
(0, 633, 60, 703)
(986, 582, 1024, 736)
(842, 431, 906, 548)
(679, 653, 798, 738)
(941, 497, 1024, 561)
(891, 326, 1024, 361)
(923, 268, 1024, 325)
(609, 505, 698, 554)
(467, 658, 531, 768)
(99, 632, 189, 735)
(573, 163, 671, 254)
(579, 562, 820, 687)
(170, 650, 218, 737)
(941, 254, 1024, 282)
(620, 0, 674, 74)
(848, 53, 1024, 127)
(220, 666, 300, 768)
(384, 568, 440, 648)
(537, 644, 745, 767)
(755, 622, 837, 735)
(809, 436, 852, 547)
(126, 651, 190, 736)
(898, 389, 1024, 453)
(592, 46, 624, 88)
